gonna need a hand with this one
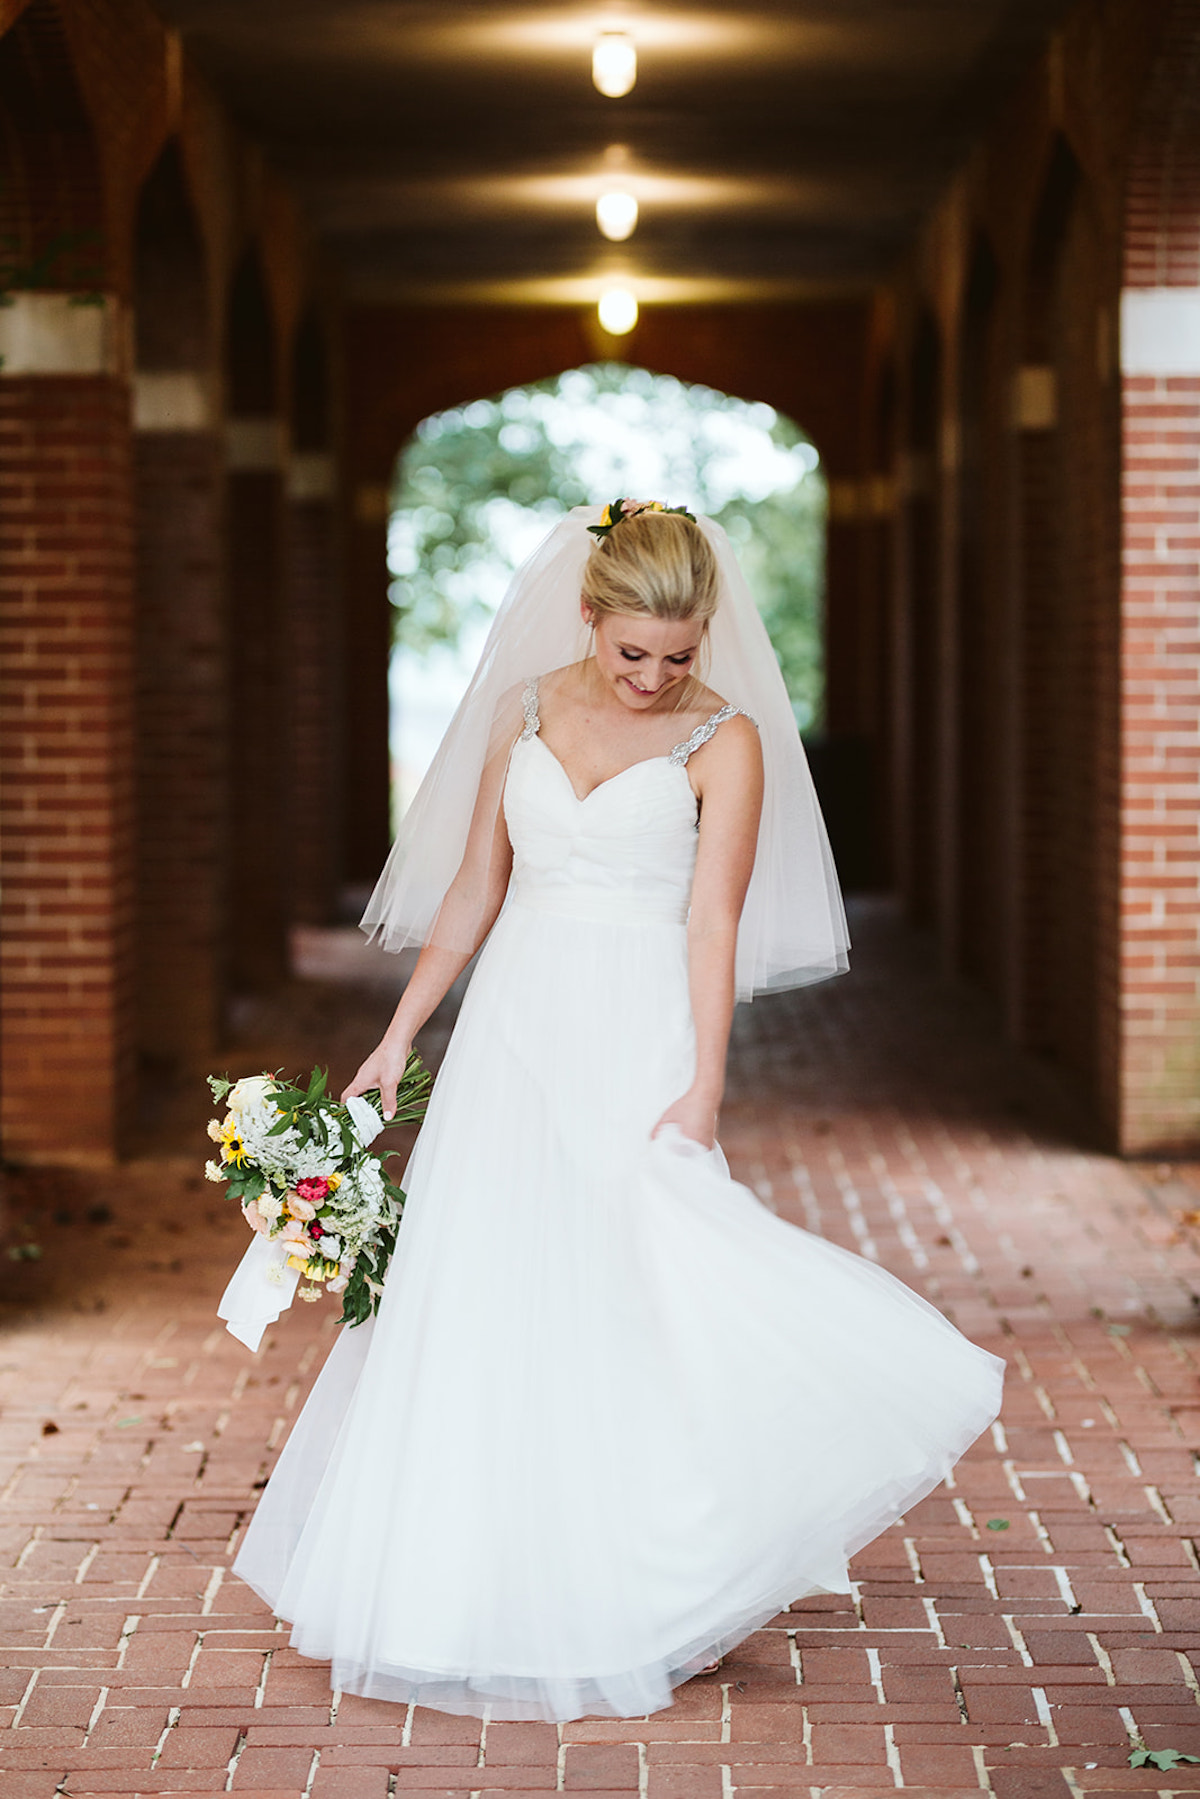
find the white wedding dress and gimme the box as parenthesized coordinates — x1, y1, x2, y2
(234, 689, 1004, 1722)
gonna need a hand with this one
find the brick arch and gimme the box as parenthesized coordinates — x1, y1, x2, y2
(225, 243, 287, 990)
(869, 353, 899, 889)
(134, 140, 207, 373)
(898, 305, 943, 927)
(1015, 130, 1116, 1107)
(0, 0, 104, 289)
(227, 247, 278, 415)
(131, 136, 224, 1078)
(344, 302, 868, 489)
(291, 307, 332, 452)
(955, 232, 1002, 987)
(339, 300, 873, 884)
(1023, 134, 1084, 361)
(287, 306, 343, 927)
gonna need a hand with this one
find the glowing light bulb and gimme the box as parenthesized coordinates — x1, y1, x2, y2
(598, 288, 638, 335)
(592, 32, 636, 97)
(596, 190, 639, 241)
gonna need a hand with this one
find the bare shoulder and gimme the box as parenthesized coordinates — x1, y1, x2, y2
(707, 707, 762, 757)
(685, 682, 760, 746)
(687, 703, 763, 792)
(546, 660, 588, 684)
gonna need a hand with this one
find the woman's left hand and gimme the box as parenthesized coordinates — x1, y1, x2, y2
(651, 1088, 719, 1150)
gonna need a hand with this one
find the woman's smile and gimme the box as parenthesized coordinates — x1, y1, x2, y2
(583, 605, 704, 711)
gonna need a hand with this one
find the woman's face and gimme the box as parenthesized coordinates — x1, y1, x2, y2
(584, 604, 705, 710)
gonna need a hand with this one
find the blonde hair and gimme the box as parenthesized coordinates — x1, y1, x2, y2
(581, 511, 720, 626)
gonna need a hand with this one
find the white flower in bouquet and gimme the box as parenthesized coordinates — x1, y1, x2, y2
(204, 1159, 225, 1183)
(257, 1191, 283, 1224)
(229, 1074, 276, 1113)
(236, 1100, 291, 1156)
(317, 1233, 343, 1263)
(346, 1158, 387, 1217)
(290, 1145, 345, 1182)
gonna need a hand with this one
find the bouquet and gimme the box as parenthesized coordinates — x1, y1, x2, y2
(207, 1059, 431, 1347)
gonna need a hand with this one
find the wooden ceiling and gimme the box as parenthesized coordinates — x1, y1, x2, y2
(156, 1, 1074, 303)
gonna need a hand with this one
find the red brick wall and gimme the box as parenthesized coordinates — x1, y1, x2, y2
(225, 466, 288, 991)
(1116, 0, 1200, 1152)
(1120, 369, 1200, 1150)
(287, 494, 343, 923)
(0, 0, 330, 1162)
(133, 431, 226, 1066)
(878, 0, 1162, 1149)
(0, 376, 137, 1161)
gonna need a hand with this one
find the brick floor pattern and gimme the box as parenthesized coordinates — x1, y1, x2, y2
(2, 902, 1200, 1799)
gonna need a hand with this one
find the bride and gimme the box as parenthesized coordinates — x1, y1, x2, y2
(232, 501, 1004, 1722)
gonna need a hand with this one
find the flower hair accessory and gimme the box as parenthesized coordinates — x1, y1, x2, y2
(586, 497, 697, 540)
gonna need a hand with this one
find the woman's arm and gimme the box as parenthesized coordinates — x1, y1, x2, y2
(652, 715, 764, 1148)
(342, 740, 515, 1116)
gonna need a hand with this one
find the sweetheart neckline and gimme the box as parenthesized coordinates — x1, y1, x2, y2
(525, 732, 694, 806)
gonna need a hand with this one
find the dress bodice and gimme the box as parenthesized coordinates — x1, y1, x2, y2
(503, 678, 752, 926)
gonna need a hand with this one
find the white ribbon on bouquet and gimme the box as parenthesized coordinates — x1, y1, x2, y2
(217, 1095, 386, 1352)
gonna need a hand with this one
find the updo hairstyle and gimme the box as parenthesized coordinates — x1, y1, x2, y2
(581, 511, 720, 627)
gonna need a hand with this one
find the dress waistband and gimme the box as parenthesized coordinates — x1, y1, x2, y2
(509, 882, 688, 927)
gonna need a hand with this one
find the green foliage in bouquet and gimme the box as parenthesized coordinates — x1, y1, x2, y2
(206, 1056, 432, 1328)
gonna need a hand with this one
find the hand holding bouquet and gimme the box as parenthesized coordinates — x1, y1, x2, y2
(208, 1058, 431, 1347)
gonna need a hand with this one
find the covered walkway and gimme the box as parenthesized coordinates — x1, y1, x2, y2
(2, 902, 1200, 1796)
(3, 0, 1200, 1163)
(4, 0, 1200, 1792)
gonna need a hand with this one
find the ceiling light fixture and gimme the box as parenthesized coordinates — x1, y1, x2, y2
(595, 190, 639, 241)
(598, 287, 638, 335)
(592, 31, 636, 97)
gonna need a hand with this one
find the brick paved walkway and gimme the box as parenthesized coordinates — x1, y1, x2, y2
(3, 898, 1200, 1799)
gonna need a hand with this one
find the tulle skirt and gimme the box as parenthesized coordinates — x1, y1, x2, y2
(233, 900, 1004, 1721)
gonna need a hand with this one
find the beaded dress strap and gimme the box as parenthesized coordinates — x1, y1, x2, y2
(520, 676, 541, 741)
(668, 703, 757, 767)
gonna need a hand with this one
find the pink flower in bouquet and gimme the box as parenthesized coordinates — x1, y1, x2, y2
(242, 1198, 271, 1237)
(287, 1193, 317, 1222)
(295, 1176, 330, 1205)
(279, 1220, 311, 1248)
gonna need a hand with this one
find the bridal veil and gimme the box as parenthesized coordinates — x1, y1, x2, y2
(360, 504, 850, 1000)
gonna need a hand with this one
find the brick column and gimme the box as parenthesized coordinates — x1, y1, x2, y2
(132, 374, 225, 1067)
(1120, 291, 1200, 1152)
(226, 420, 288, 991)
(286, 453, 343, 924)
(822, 478, 890, 890)
(0, 298, 136, 1162)
(341, 480, 392, 895)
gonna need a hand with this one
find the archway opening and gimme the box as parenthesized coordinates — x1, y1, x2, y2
(386, 362, 825, 822)
(132, 138, 219, 1090)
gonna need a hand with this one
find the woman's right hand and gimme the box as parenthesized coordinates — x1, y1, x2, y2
(341, 1034, 413, 1120)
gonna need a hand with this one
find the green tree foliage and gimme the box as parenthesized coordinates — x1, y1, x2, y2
(389, 363, 826, 730)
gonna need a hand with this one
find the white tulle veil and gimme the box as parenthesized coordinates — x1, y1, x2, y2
(360, 504, 849, 1000)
